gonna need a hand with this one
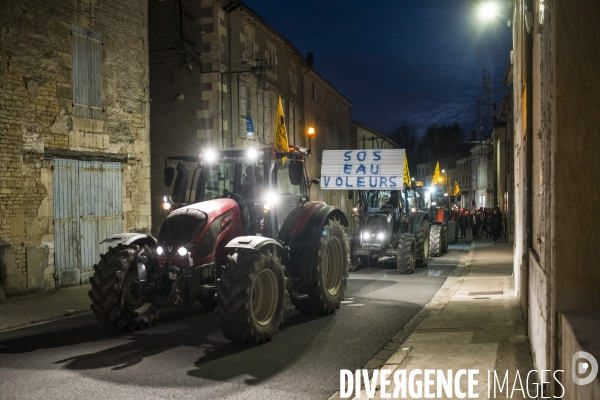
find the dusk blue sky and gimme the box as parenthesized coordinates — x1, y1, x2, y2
(243, 0, 513, 137)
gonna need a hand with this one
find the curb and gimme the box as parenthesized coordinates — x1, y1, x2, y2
(0, 308, 92, 333)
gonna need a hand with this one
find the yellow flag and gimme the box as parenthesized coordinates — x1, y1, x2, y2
(431, 161, 442, 185)
(274, 95, 289, 163)
(454, 180, 460, 197)
(403, 155, 411, 187)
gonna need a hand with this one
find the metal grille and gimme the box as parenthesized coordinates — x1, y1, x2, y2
(468, 291, 504, 296)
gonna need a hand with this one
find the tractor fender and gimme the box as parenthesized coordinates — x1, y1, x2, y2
(101, 233, 158, 249)
(224, 236, 290, 272)
(279, 202, 349, 287)
(432, 207, 449, 225)
(410, 211, 429, 235)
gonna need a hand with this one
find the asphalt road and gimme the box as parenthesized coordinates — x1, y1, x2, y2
(0, 242, 468, 400)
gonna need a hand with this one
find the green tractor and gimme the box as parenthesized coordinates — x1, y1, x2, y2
(348, 189, 430, 273)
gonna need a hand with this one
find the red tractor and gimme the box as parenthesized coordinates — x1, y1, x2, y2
(88, 145, 349, 343)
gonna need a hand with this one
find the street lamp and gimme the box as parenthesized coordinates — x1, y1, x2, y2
(477, 1, 499, 20)
(307, 126, 315, 154)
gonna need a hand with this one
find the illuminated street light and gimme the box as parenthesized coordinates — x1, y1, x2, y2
(478, 1, 499, 20)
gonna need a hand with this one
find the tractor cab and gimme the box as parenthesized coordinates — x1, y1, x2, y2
(161, 146, 313, 239)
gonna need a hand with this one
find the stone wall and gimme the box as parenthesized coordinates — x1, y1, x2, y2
(0, 0, 150, 297)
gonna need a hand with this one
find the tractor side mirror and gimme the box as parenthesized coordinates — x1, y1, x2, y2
(348, 191, 353, 199)
(310, 178, 320, 185)
(164, 164, 175, 187)
(289, 160, 304, 185)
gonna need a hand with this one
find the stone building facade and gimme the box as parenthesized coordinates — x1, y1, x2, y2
(0, 0, 151, 297)
(148, 0, 352, 232)
(511, 0, 600, 396)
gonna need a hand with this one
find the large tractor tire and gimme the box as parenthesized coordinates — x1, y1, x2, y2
(429, 224, 443, 257)
(415, 220, 430, 268)
(448, 220, 457, 244)
(89, 245, 158, 330)
(216, 249, 286, 343)
(442, 224, 449, 253)
(396, 233, 416, 274)
(291, 219, 349, 314)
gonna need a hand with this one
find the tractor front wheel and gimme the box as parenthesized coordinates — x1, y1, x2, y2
(291, 219, 349, 314)
(429, 224, 443, 257)
(88, 245, 158, 330)
(448, 221, 457, 244)
(397, 233, 416, 274)
(216, 250, 286, 343)
(415, 220, 430, 268)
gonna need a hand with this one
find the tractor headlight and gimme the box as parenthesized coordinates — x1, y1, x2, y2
(177, 247, 188, 256)
(156, 246, 164, 255)
(246, 147, 259, 161)
(203, 149, 218, 163)
(377, 233, 385, 240)
(352, 207, 358, 213)
(411, 207, 417, 213)
(162, 202, 171, 210)
(263, 191, 278, 211)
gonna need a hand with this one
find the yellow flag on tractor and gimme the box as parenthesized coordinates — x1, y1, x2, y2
(274, 95, 289, 163)
(431, 161, 442, 185)
(403, 155, 411, 187)
(454, 180, 461, 197)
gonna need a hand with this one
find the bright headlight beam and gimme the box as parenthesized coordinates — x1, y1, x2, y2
(156, 246, 164, 255)
(203, 149, 218, 163)
(246, 148, 259, 160)
(177, 247, 187, 256)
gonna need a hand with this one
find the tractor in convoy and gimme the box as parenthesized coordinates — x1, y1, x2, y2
(348, 189, 430, 273)
(410, 184, 457, 257)
(319, 149, 429, 274)
(88, 144, 350, 343)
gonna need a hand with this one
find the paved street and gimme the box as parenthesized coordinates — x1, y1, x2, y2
(0, 243, 467, 400)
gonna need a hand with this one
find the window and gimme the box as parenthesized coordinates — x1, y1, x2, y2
(244, 27, 255, 61)
(313, 83, 319, 103)
(72, 25, 103, 120)
(266, 42, 276, 78)
(263, 93, 274, 144)
(257, 87, 264, 143)
(239, 81, 254, 140)
(290, 63, 297, 90)
(326, 95, 331, 111)
(288, 101, 296, 144)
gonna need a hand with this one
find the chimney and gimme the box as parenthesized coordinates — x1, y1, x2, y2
(306, 52, 314, 68)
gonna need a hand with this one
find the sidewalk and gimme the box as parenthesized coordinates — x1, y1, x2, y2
(0, 284, 91, 332)
(331, 240, 535, 399)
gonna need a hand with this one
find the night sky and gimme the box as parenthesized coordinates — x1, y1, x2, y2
(243, 0, 513, 137)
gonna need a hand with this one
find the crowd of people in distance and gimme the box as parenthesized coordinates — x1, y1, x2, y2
(458, 206, 504, 244)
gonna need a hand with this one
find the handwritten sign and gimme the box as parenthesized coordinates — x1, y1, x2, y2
(320, 149, 405, 190)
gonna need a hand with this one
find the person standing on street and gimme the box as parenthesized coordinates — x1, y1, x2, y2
(459, 212, 469, 239)
(490, 208, 503, 244)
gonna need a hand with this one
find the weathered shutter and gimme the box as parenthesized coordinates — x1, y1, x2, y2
(72, 25, 103, 120)
(53, 159, 81, 286)
(79, 161, 122, 283)
(264, 95, 272, 144)
(239, 82, 247, 139)
(257, 87, 264, 143)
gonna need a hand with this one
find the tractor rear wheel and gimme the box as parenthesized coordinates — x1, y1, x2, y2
(429, 224, 443, 257)
(291, 219, 348, 314)
(397, 233, 416, 274)
(448, 221, 457, 244)
(442, 224, 449, 253)
(88, 245, 158, 330)
(415, 220, 430, 268)
(216, 250, 286, 343)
